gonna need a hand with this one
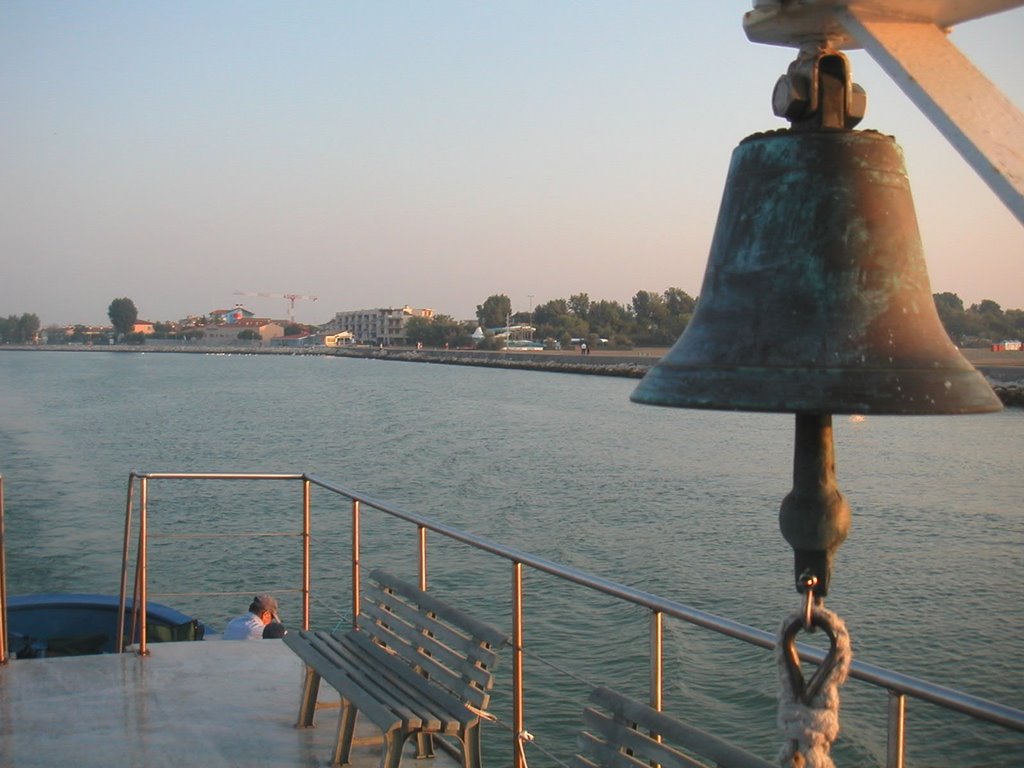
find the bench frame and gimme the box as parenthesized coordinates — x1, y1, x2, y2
(574, 686, 774, 768)
(284, 569, 508, 768)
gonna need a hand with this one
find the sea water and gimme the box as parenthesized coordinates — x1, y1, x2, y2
(0, 350, 1020, 766)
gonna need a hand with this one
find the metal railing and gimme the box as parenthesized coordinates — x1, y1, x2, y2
(115, 470, 1024, 768)
(0, 475, 7, 664)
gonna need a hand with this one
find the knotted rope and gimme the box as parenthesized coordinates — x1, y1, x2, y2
(776, 605, 852, 768)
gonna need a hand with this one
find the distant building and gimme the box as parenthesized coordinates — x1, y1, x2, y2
(323, 332, 354, 347)
(209, 306, 255, 324)
(132, 321, 155, 335)
(200, 321, 284, 345)
(323, 306, 434, 346)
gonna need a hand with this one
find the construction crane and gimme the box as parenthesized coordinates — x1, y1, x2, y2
(233, 291, 319, 324)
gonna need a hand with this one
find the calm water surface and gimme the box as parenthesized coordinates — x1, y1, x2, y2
(0, 350, 1020, 766)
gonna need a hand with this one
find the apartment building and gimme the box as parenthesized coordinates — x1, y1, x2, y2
(323, 306, 434, 346)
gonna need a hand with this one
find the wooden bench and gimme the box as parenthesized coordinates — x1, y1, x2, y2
(283, 569, 509, 768)
(574, 686, 774, 768)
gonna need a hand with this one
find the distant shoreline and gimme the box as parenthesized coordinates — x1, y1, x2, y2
(3, 343, 1022, 405)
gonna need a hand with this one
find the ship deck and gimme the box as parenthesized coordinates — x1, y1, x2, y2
(0, 639, 460, 767)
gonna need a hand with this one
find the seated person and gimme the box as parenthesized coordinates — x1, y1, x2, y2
(223, 594, 279, 640)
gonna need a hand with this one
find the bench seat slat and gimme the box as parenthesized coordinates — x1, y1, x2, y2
(285, 631, 406, 732)
(285, 570, 508, 768)
(346, 630, 477, 728)
(308, 631, 445, 732)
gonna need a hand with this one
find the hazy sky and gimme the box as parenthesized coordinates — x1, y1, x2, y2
(2, 2, 1021, 327)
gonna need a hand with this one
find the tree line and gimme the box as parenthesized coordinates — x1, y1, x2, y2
(3, 291, 1023, 349)
(403, 290, 1024, 350)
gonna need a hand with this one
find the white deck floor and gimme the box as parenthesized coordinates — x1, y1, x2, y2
(0, 639, 461, 767)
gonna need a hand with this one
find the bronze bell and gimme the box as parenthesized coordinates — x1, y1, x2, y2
(630, 127, 1002, 415)
(631, 48, 1000, 598)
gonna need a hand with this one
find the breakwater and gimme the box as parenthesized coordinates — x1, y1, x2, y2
(4, 343, 1023, 405)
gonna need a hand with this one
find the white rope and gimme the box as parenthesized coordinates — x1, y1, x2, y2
(776, 606, 852, 768)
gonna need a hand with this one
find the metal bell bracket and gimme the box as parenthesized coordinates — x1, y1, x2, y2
(773, 44, 866, 130)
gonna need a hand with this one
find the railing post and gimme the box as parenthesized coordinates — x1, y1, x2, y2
(137, 475, 149, 655)
(887, 691, 906, 768)
(351, 499, 360, 630)
(0, 475, 7, 664)
(417, 524, 427, 591)
(117, 474, 136, 653)
(302, 477, 311, 630)
(651, 609, 663, 711)
(512, 561, 525, 768)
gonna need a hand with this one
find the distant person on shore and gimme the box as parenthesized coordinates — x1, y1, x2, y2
(223, 594, 280, 640)
(262, 621, 287, 639)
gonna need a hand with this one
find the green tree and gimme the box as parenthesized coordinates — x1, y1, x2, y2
(0, 313, 40, 343)
(568, 293, 590, 320)
(108, 297, 138, 338)
(934, 292, 968, 341)
(405, 315, 473, 348)
(588, 300, 633, 341)
(632, 291, 671, 344)
(476, 294, 512, 329)
(238, 329, 261, 340)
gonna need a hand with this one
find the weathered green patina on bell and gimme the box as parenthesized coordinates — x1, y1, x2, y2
(631, 128, 1001, 416)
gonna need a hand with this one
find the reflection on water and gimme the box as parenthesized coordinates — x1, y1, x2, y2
(0, 350, 1020, 765)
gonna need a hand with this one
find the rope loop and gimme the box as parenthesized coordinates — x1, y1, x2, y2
(776, 605, 852, 768)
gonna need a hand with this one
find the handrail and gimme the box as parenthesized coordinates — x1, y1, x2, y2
(118, 471, 311, 654)
(0, 475, 7, 664)
(123, 470, 1024, 767)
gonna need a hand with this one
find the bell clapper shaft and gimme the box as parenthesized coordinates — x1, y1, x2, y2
(779, 413, 851, 598)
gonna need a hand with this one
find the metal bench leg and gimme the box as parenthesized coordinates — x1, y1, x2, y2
(381, 729, 407, 768)
(296, 666, 321, 728)
(460, 723, 482, 768)
(414, 733, 435, 760)
(332, 699, 358, 767)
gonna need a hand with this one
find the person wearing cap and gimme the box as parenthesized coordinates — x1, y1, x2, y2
(223, 594, 280, 640)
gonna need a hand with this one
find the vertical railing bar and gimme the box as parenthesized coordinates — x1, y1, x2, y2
(650, 609, 664, 765)
(351, 498, 361, 630)
(887, 690, 906, 768)
(512, 561, 525, 768)
(0, 475, 7, 664)
(302, 477, 311, 631)
(138, 475, 149, 655)
(116, 473, 136, 653)
(418, 524, 428, 591)
(651, 609, 663, 711)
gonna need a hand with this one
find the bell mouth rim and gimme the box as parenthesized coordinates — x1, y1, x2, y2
(630, 363, 1003, 416)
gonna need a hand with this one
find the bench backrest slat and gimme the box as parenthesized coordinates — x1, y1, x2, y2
(370, 568, 507, 648)
(360, 602, 488, 708)
(360, 599, 495, 701)
(578, 687, 774, 768)
(362, 581, 501, 669)
(576, 728, 659, 768)
(358, 570, 509, 711)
